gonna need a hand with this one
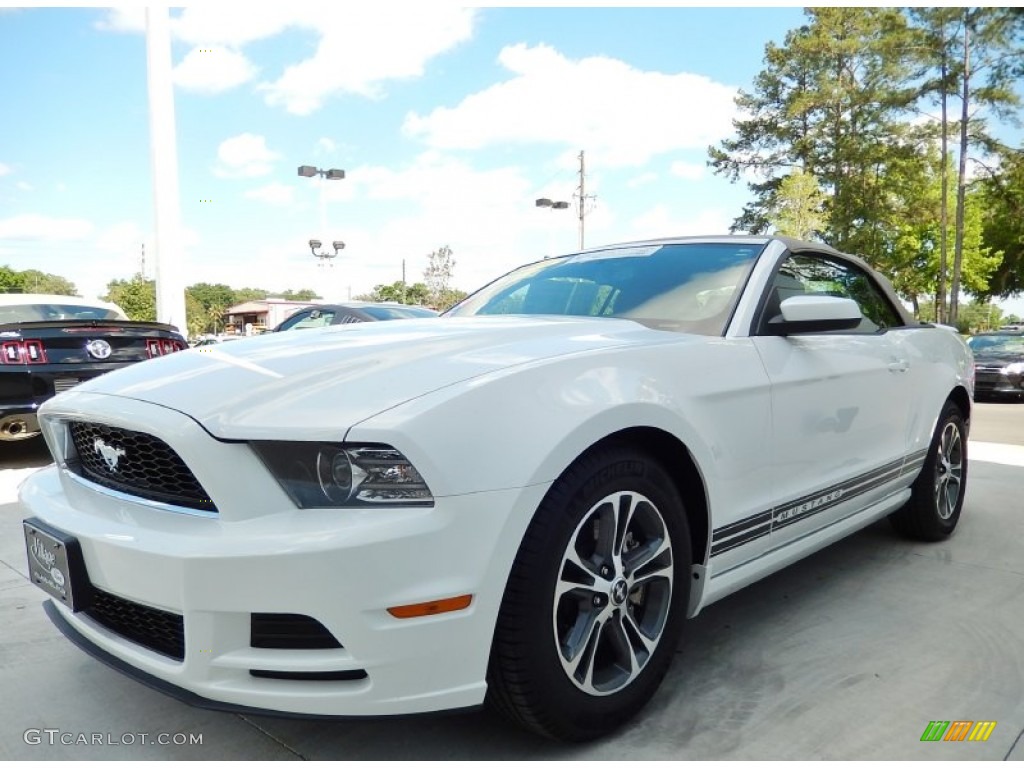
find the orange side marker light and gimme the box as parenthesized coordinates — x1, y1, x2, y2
(387, 595, 473, 619)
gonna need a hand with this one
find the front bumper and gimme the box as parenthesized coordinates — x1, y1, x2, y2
(19, 397, 549, 717)
(973, 367, 1024, 398)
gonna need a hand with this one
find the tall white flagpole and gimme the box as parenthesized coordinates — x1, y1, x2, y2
(145, 7, 187, 334)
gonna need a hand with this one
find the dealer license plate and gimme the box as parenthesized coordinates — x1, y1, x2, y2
(23, 518, 91, 612)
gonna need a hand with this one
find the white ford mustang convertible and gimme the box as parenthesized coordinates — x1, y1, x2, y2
(20, 236, 973, 741)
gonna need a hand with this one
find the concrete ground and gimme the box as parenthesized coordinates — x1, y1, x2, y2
(1, 403, 1022, 759)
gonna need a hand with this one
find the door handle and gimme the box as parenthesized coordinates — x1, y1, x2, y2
(888, 359, 909, 373)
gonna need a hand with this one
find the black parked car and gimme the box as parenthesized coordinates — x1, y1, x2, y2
(0, 294, 187, 441)
(272, 301, 438, 331)
(968, 330, 1024, 401)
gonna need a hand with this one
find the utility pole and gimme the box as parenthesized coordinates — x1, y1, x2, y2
(575, 150, 596, 250)
(535, 149, 595, 251)
(577, 150, 585, 250)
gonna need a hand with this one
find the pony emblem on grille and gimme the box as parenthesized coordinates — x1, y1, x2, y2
(93, 438, 126, 472)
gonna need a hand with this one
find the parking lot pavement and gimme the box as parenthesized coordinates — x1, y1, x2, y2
(1, 434, 1022, 758)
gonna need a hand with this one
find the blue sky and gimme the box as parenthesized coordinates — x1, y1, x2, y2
(1, 4, 1022, 317)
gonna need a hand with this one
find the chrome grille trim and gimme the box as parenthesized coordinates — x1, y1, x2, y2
(66, 420, 218, 513)
(62, 470, 219, 519)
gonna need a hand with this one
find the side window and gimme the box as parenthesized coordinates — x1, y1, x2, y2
(279, 309, 336, 331)
(761, 254, 903, 333)
(293, 309, 337, 329)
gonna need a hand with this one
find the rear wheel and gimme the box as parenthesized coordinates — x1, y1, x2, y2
(487, 445, 691, 741)
(889, 401, 967, 541)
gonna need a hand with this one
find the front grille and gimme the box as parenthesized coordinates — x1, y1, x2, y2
(67, 421, 217, 513)
(85, 588, 185, 661)
(251, 613, 343, 649)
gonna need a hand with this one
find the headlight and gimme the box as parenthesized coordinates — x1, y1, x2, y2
(251, 442, 433, 508)
(1002, 362, 1024, 377)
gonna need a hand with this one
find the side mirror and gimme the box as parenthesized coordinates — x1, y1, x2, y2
(768, 295, 863, 335)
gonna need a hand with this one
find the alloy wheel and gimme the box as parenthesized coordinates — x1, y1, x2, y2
(552, 490, 674, 696)
(934, 420, 964, 520)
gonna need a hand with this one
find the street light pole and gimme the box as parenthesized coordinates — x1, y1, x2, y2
(298, 165, 346, 267)
(145, 7, 187, 333)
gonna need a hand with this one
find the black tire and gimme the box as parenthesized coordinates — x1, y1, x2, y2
(889, 401, 968, 541)
(487, 444, 692, 742)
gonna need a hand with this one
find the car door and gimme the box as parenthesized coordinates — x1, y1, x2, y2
(751, 251, 913, 550)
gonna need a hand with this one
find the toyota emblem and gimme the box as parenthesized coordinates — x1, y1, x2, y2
(86, 339, 112, 360)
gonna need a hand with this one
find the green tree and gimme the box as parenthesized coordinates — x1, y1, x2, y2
(232, 287, 269, 304)
(0, 266, 78, 295)
(767, 170, 828, 240)
(423, 245, 456, 308)
(0, 266, 27, 293)
(883, 148, 1003, 315)
(187, 282, 235, 312)
(955, 298, 1005, 333)
(709, 8, 921, 249)
(976, 146, 1024, 300)
(184, 291, 206, 339)
(278, 288, 321, 301)
(15, 269, 78, 295)
(945, 8, 1024, 323)
(362, 281, 430, 305)
(909, 8, 963, 323)
(102, 274, 156, 321)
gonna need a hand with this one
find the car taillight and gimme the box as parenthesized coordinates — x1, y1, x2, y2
(146, 338, 187, 358)
(1, 339, 48, 364)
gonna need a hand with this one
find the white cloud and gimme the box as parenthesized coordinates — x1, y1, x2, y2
(316, 137, 337, 155)
(627, 172, 659, 189)
(173, 46, 258, 93)
(670, 161, 705, 181)
(245, 183, 296, 206)
(94, 7, 145, 33)
(0, 162, 11, 176)
(0, 214, 94, 241)
(97, 6, 477, 115)
(258, 7, 477, 115)
(95, 6, 292, 44)
(94, 221, 146, 256)
(404, 43, 738, 167)
(214, 133, 280, 178)
(170, 6, 301, 47)
(325, 153, 582, 290)
(627, 205, 733, 240)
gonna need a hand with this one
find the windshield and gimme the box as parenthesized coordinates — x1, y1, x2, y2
(968, 334, 1024, 355)
(446, 242, 764, 335)
(361, 305, 438, 320)
(0, 303, 124, 324)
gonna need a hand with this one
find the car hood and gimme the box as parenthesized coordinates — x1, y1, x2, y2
(73, 316, 672, 439)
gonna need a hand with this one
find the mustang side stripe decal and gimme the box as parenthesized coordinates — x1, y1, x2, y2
(772, 466, 902, 531)
(710, 448, 929, 557)
(712, 511, 773, 541)
(710, 522, 773, 557)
